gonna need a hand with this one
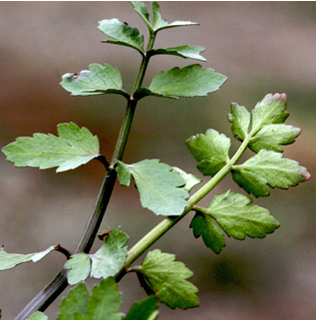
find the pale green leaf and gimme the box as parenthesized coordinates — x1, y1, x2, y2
(135, 249, 199, 309)
(186, 129, 231, 176)
(130, 1, 153, 32)
(2, 123, 100, 173)
(249, 124, 301, 153)
(28, 312, 48, 320)
(172, 167, 201, 192)
(124, 296, 159, 320)
(0, 245, 56, 271)
(202, 190, 280, 239)
(232, 150, 310, 197)
(190, 212, 225, 254)
(57, 284, 90, 320)
(228, 102, 250, 141)
(65, 253, 91, 285)
(87, 277, 122, 320)
(98, 19, 144, 53)
(60, 64, 128, 98)
(117, 160, 188, 216)
(146, 65, 226, 98)
(251, 93, 288, 134)
(148, 46, 206, 61)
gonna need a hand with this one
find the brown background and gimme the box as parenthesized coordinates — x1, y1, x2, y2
(1, 2, 315, 319)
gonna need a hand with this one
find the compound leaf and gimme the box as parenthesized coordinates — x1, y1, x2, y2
(149, 46, 206, 61)
(186, 129, 231, 176)
(117, 160, 188, 216)
(65, 253, 91, 286)
(143, 65, 226, 98)
(2, 123, 100, 173)
(28, 312, 48, 320)
(249, 124, 301, 153)
(228, 102, 250, 141)
(135, 249, 199, 309)
(98, 19, 144, 54)
(61, 64, 128, 98)
(124, 296, 159, 320)
(190, 212, 225, 254)
(232, 149, 310, 197)
(130, 1, 153, 32)
(0, 245, 56, 271)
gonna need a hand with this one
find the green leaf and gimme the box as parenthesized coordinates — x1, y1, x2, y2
(130, 1, 153, 32)
(0, 245, 56, 271)
(249, 124, 301, 153)
(2, 123, 100, 173)
(65, 227, 128, 285)
(57, 284, 90, 320)
(87, 277, 122, 320)
(148, 46, 206, 61)
(124, 296, 159, 320)
(117, 160, 188, 216)
(186, 129, 231, 176)
(143, 65, 226, 98)
(151, 2, 198, 32)
(228, 102, 251, 141)
(232, 149, 310, 197)
(251, 93, 288, 134)
(135, 249, 199, 309)
(60, 64, 128, 98)
(172, 167, 201, 192)
(190, 212, 226, 254)
(198, 190, 280, 240)
(28, 312, 48, 320)
(98, 19, 144, 54)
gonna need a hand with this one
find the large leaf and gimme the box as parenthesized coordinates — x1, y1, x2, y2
(248, 124, 301, 153)
(65, 227, 128, 285)
(124, 296, 159, 320)
(98, 19, 144, 54)
(148, 46, 206, 61)
(60, 64, 128, 98)
(0, 245, 56, 271)
(117, 159, 188, 216)
(232, 149, 310, 197)
(228, 102, 251, 141)
(141, 65, 226, 99)
(190, 212, 226, 254)
(134, 249, 199, 309)
(186, 129, 231, 176)
(2, 123, 100, 173)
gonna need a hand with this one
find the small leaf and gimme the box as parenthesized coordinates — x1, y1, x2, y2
(124, 296, 159, 320)
(135, 249, 199, 309)
(145, 65, 226, 98)
(232, 149, 310, 197)
(228, 102, 251, 141)
(65, 253, 91, 285)
(186, 129, 231, 176)
(60, 64, 128, 98)
(199, 190, 280, 239)
(130, 1, 153, 32)
(117, 159, 188, 216)
(190, 212, 225, 254)
(151, 2, 198, 32)
(87, 277, 122, 320)
(251, 93, 288, 134)
(172, 167, 201, 192)
(57, 284, 90, 320)
(148, 46, 206, 61)
(2, 123, 100, 173)
(249, 124, 301, 153)
(98, 19, 144, 54)
(0, 245, 56, 271)
(28, 312, 48, 320)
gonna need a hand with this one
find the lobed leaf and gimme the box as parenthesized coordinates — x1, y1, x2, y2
(65, 253, 91, 285)
(2, 123, 100, 173)
(232, 149, 310, 197)
(60, 64, 128, 98)
(186, 129, 231, 176)
(148, 46, 206, 61)
(130, 1, 153, 32)
(228, 102, 251, 141)
(117, 159, 188, 216)
(0, 245, 56, 271)
(98, 19, 144, 54)
(124, 296, 159, 320)
(135, 249, 199, 309)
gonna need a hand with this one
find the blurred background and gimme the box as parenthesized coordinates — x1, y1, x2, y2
(1, 2, 315, 319)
